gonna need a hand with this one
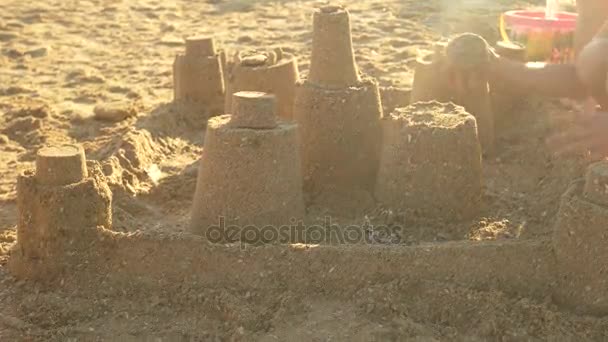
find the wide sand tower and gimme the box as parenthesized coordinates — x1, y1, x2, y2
(375, 102, 483, 221)
(190, 92, 304, 240)
(293, 5, 383, 215)
(173, 36, 225, 116)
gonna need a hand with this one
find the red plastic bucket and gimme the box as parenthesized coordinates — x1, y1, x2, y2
(500, 10, 577, 63)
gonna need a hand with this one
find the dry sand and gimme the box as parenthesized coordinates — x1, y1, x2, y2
(1, 0, 608, 340)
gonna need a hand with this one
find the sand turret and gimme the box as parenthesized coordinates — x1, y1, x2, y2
(375, 102, 482, 221)
(293, 5, 382, 215)
(491, 40, 527, 128)
(10, 145, 112, 280)
(224, 48, 299, 121)
(173, 36, 225, 116)
(190, 91, 304, 239)
(35, 145, 88, 186)
(307, 5, 360, 88)
(410, 42, 450, 103)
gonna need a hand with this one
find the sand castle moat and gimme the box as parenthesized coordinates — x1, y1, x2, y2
(2, 1, 608, 340)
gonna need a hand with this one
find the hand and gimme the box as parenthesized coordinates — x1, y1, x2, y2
(547, 111, 608, 160)
(576, 38, 608, 108)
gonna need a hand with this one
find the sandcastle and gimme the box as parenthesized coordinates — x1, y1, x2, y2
(491, 40, 527, 126)
(8, 145, 608, 317)
(173, 36, 225, 115)
(190, 91, 304, 238)
(553, 160, 608, 314)
(7, 4, 608, 324)
(224, 48, 299, 121)
(10, 145, 112, 279)
(375, 102, 482, 221)
(411, 34, 495, 154)
(293, 5, 382, 214)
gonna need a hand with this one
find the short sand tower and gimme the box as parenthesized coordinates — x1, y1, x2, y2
(224, 48, 299, 121)
(10, 145, 112, 280)
(491, 41, 527, 127)
(553, 161, 608, 315)
(445, 33, 495, 155)
(411, 35, 495, 154)
(173, 36, 225, 115)
(375, 102, 482, 221)
(410, 42, 450, 104)
(190, 91, 304, 238)
(293, 5, 383, 214)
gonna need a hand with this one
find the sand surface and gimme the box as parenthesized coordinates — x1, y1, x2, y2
(1, 0, 608, 340)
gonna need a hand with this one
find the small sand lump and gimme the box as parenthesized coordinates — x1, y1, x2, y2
(93, 101, 137, 122)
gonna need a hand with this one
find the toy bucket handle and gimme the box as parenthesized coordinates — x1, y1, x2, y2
(499, 14, 511, 43)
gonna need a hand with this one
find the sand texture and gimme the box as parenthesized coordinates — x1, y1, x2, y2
(1, 0, 608, 340)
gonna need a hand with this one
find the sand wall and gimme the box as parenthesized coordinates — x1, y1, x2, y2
(553, 162, 608, 315)
(76, 230, 556, 301)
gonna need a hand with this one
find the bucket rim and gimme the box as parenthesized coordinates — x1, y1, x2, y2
(504, 10, 577, 29)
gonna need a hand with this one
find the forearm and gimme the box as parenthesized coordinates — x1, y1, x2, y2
(490, 57, 587, 99)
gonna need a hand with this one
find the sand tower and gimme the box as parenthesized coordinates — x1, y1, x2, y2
(445, 33, 495, 155)
(375, 102, 482, 221)
(224, 49, 299, 121)
(410, 42, 450, 103)
(293, 5, 383, 214)
(10, 145, 112, 279)
(190, 91, 304, 239)
(553, 161, 608, 315)
(173, 36, 225, 115)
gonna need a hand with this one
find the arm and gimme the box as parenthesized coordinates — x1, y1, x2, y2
(490, 57, 587, 99)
